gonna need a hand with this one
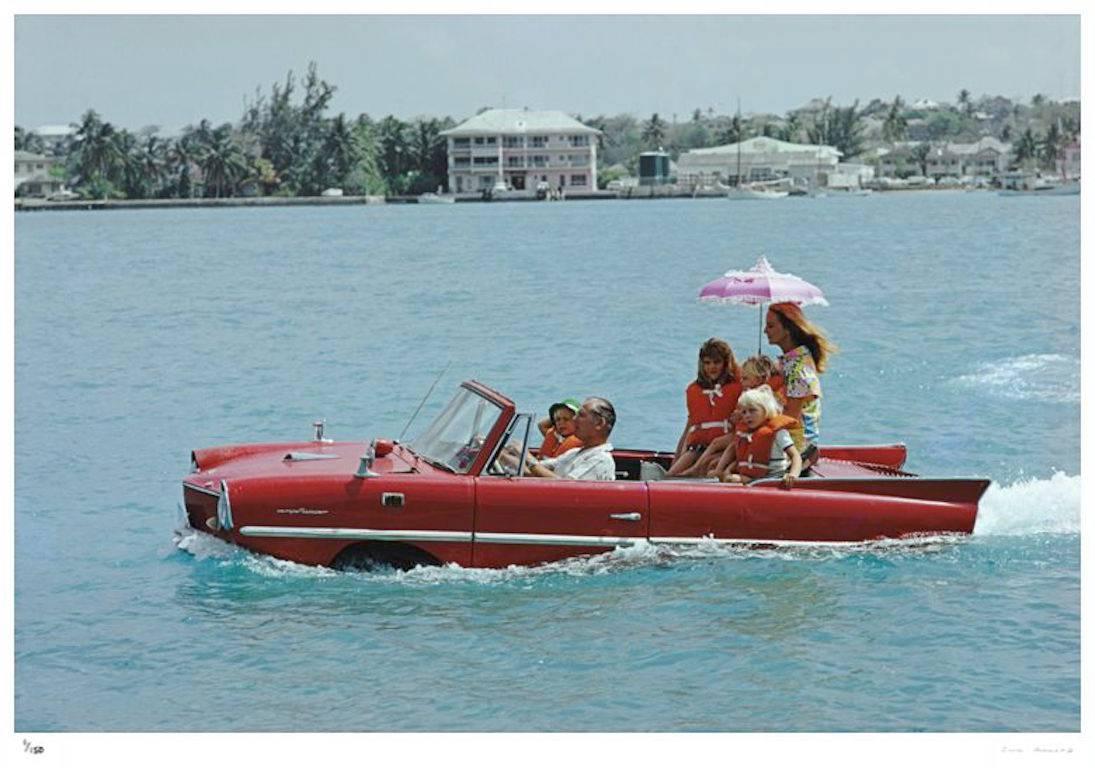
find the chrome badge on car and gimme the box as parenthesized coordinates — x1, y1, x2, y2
(275, 508, 331, 516)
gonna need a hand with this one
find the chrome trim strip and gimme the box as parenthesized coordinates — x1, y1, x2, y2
(473, 532, 644, 547)
(239, 526, 473, 543)
(236, 526, 939, 549)
(651, 536, 883, 547)
(183, 481, 221, 497)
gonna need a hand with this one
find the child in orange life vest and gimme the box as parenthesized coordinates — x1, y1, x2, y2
(536, 398, 583, 459)
(714, 384, 802, 489)
(681, 354, 777, 477)
(666, 338, 742, 476)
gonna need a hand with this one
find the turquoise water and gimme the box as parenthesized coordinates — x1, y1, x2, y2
(14, 193, 1080, 731)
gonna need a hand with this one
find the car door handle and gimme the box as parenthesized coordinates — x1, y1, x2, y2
(610, 512, 642, 521)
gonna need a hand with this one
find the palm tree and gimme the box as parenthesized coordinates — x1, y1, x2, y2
(641, 113, 667, 149)
(805, 98, 833, 146)
(778, 111, 801, 143)
(377, 115, 410, 191)
(1014, 128, 1039, 167)
(882, 96, 907, 142)
(911, 143, 931, 176)
(1040, 123, 1062, 172)
(140, 135, 169, 197)
(198, 124, 248, 197)
(716, 114, 747, 145)
(71, 109, 123, 185)
(323, 113, 360, 188)
(956, 89, 972, 116)
(167, 136, 199, 198)
(112, 129, 147, 198)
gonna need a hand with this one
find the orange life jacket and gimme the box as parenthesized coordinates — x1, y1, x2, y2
(735, 414, 800, 479)
(685, 379, 742, 446)
(540, 429, 583, 459)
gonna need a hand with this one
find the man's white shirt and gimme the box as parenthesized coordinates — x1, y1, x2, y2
(538, 442, 616, 481)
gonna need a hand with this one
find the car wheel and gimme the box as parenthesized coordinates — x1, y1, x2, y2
(331, 542, 441, 572)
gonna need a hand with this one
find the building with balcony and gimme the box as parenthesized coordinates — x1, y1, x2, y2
(439, 108, 601, 194)
(874, 138, 1012, 180)
(15, 150, 65, 197)
(676, 136, 841, 188)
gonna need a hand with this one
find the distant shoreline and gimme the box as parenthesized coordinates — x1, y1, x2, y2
(14, 186, 983, 212)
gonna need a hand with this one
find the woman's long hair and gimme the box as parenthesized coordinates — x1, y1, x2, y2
(768, 303, 837, 373)
(696, 337, 740, 387)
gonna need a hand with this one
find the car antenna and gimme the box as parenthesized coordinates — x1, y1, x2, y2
(398, 362, 452, 442)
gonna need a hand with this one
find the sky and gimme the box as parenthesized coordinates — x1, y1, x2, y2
(13, 12, 1082, 133)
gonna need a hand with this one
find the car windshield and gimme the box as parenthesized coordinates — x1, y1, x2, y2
(407, 387, 506, 474)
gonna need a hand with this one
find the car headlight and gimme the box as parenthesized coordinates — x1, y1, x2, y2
(217, 480, 234, 530)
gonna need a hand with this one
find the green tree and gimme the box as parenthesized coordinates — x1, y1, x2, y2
(957, 89, 973, 116)
(198, 123, 249, 197)
(15, 126, 45, 154)
(911, 143, 931, 176)
(778, 112, 801, 143)
(1040, 122, 1062, 171)
(70, 110, 123, 188)
(112, 129, 147, 198)
(882, 96, 907, 142)
(716, 114, 747, 145)
(344, 114, 385, 195)
(376, 115, 410, 192)
(408, 117, 450, 193)
(641, 113, 667, 148)
(1014, 128, 1039, 167)
(167, 136, 199, 198)
(240, 61, 336, 195)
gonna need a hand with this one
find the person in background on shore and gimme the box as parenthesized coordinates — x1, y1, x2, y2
(714, 385, 802, 488)
(666, 338, 742, 476)
(764, 302, 837, 466)
(680, 354, 781, 477)
(536, 398, 584, 458)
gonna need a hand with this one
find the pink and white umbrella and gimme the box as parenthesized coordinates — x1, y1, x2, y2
(699, 256, 828, 351)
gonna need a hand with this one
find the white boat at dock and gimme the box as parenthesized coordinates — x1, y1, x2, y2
(417, 192, 456, 204)
(998, 172, 1080, 197)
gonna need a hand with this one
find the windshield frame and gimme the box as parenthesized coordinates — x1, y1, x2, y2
(406, 381, 515, 475)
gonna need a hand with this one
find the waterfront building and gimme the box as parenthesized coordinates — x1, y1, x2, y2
(927, 138, 1011, 179)
(675, 137, 841, 188)
(873, 138, 1012, 181)
(15, 150, 65, 197)
(638, 150, 671, 186)
(439, 108, 601, 195)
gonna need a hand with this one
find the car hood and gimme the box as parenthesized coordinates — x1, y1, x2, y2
(184, 440, 420, 488)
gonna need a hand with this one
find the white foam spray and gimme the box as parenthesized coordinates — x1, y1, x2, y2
(973, 471, 1080, 536)
(952, 353, 1079, 403)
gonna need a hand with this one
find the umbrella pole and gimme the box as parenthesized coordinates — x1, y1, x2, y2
(757, 303, 764, 354)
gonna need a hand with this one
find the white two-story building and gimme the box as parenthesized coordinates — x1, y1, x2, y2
(676, 137, 842, 188)
(439, 109, 601, 195)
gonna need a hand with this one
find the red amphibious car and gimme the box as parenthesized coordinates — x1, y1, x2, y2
(182, 381, 990, 569)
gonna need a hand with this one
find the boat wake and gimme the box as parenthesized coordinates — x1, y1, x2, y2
(973, 471, 1080, 536)
(951, 353, 1079, 403)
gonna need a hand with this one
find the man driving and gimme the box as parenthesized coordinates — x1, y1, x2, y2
(518, 397, 617, 481)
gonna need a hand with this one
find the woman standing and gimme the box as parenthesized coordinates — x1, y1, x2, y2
(764, 302, 837, 462)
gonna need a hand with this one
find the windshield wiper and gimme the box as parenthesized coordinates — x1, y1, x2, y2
(420, 456, 458, 473)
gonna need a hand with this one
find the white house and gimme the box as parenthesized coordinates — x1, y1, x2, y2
(676, 136, 841, 188)
(15, 150, 65, 197)
(439, 108, 601, 195)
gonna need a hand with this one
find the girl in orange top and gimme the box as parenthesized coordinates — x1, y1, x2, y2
(537, 398, 584, 458)
(680, 354, 779, 477)
(666, 338, 742, 476)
